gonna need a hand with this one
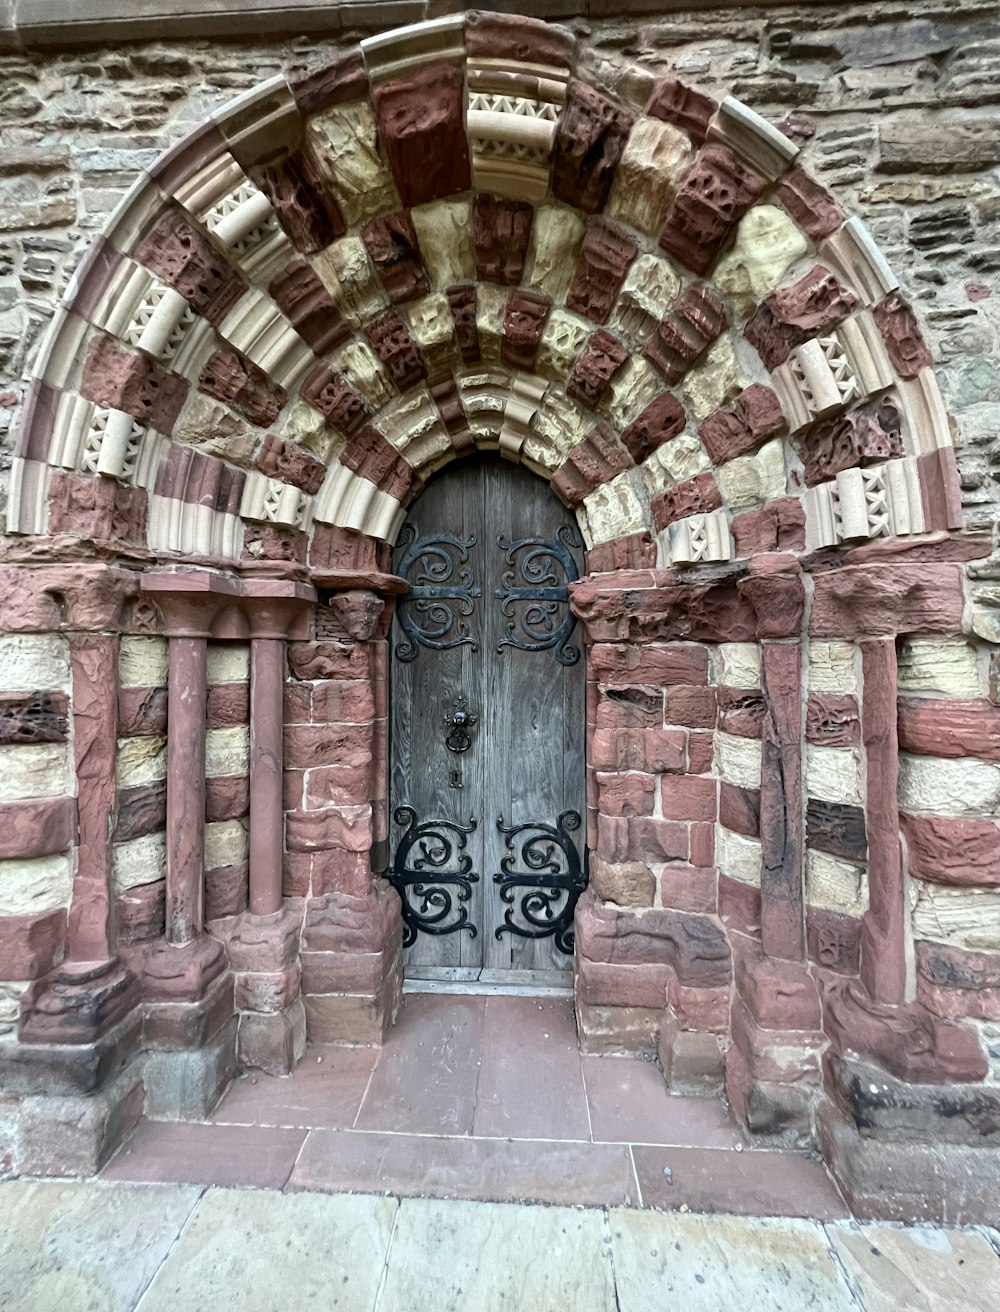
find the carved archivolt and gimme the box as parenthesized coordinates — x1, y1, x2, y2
(8, 11, 960, 570)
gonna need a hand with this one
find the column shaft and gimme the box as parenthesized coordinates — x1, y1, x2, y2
(249, 637, 284, 916)
(166, 636, 207, 944)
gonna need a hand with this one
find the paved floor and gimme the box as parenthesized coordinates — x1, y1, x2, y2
(3, 1178, 1000, 1312)
(104, 993, 846, 1215)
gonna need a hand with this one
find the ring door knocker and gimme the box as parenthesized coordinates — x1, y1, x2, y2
(444, 696, 478, 754)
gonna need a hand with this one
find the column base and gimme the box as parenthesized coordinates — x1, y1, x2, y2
(818, 1100, 1000, 1224)
(301, 885, 402, 1045)
(575, 1001, 662, 1055)
(18, 958, 140, 1045)
(144, 1015, 239, 1121)
(658, 1012, 725, 1095)
(12, 1054, 145, 1178)
(238, 998, 307, 1074)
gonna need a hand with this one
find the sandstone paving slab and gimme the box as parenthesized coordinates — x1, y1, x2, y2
(826, 1221, 1000, 1312)
(288, 1126, 636, 1207)
(101, 1120, 306, 1189)
(583, 1056, 743, 1147)
(211, 1046, 378, 1130)
(0, 1179, 201, 1312)
(134, 1187, 397, 1312)
(377, 1196, 618, 1312)
(632, 1143, 849, 1219)
(609, 1209, 860, 1312)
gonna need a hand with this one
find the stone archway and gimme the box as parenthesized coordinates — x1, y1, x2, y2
(2, 12, 996, 1217)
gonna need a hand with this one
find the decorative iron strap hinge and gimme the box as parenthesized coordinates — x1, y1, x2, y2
(388, 806, 480, 946)
(493, 810, 588, 955)
(494, 525, 582, 665)
(394, 525, 481, 662)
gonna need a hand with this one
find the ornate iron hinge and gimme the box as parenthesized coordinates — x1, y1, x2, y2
(394, 524, 481, 662)
(494, 524, 581, 665)
(493, 810, 588, 955)
(388, 806, 480, 946)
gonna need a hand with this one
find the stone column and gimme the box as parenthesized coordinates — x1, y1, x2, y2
(165, 635, 208, 943)
(249, 636, 284, 916)
(19, 565, 141, 1047)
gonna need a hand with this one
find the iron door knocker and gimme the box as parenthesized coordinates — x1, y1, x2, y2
(444, 697, 478, 753)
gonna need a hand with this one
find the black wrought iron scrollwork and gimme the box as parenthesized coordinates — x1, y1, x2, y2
(389, 806, 480, 946)
(493, 810, 587, 955)
(394, 524, 481, 662)
(494, 524, 582, 665)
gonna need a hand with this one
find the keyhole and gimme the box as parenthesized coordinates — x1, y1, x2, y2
(448, 767, 463, 790)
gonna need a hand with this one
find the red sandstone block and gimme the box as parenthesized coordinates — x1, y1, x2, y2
(689, 821, 715, 866)
(202, 771, 248, 823)
(718, 871, 761, 937)
(283, 722, 371, 769)
(665, 685, 717, 729)
(732, 498, 806, 558)
(283, 683, 312, 724)
(287, 642, 370, 682)
(372, 64, 471, 207)
(0, 796, 76, 860)
(206, 683, 249, 729)
(282, 769, 306, 812)
(310, 680, 376, 724)
(668, 978, 731, 1034)
(0, 907, 66, 980)
(719, 781, 760, 837)
(282, 851, 312, 899)
(659, 863, 718, 914)
(589, 642, 710, 685)
(117, 687, 167, 737)
(311, 848, 372, 899)
(735, 945, 822, 1030)
(916, 940, 1000, 1022)
(596, 771, 656, 818)
(901, 812, 1000, 886)
(687, 731, 714, 774)
(717, 686, 766, 739)
(809, 563, 965, 639)
(234, 965, 301, 1015)
(806, 693, 860, 748)
(595, 689, 663, 731)
(204, 862, 248, 921)
(577, 956, 673, 1010)
(661, 774, 717, 822)
(304, 762, 374, 808)
(630, 817, 691, 864)
(590, 727, 686, 774)
(806, 905, 862, 976)
(286, 804, 372, 854)
(897, 697, 1000, 761)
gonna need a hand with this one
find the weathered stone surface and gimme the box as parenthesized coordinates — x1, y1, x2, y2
(651, 471, 722, 531)
(566, 217, 638, 325)
(576, 888, 731, 986)
(472, 195, 532, 287)
(0, 691, 69, 746)
(809, 565, 965, 640)
(901, 813, 1000, 887)
(360, 211, 429, 306)
(608, 116, 693, 235)
(254, 432, 326, 495)
(364, 311, 427, 390)
(269, 259, 350, 355)
(658, 144, 766, 275)
(253, 144, 347, 255)
(567, 330, 629, 409)
(552, 426, 632, 507)
(500, 290, 550, 372)
(589, 856, 655, 908)
(646, 78, 716, 143)
(732, 498, 805, 557)
(806, 799, 867, 862)
(301, 366, 368, 438)
(897, 697, 1000, 761)
(775, 166, 844, 241)
(372, 64, 470, 207)
(744, 266, 858, 371)
(872, 291, 933, 379)
(136, 208, 244, 325)
(877, 118, 1000, 173)
(81, 335, 187, 436)
(552, 81, 633, 214)
(719, 781, 760, 836)
(699, 383, 785, 465)
(198, 350, 286, 428)
(617, 392, 684, 465)
(645, 283, 726, 384)
(799, 394, 903, 487)
(806, 693, 860, 747)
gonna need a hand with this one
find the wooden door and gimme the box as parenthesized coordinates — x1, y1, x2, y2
(389, 457, 586, 985)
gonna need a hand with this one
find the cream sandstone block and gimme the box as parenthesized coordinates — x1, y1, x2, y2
(207, 643, 250, 684)
(714, 732, 762, 788)
(307, 101, 401, 226)
(717, 438, 787, 511)
(0, 634, 70, 692)
(716, 826, 763, 886)
(898, 754, 1000, 817)
(641, 434, 711, 498)
(606, 116, 693, 234)
(896, 639, 983, 698)
(580, 472, 646, 546)
(205, 727, 250, 778)
(713, 205, 809, 320)
(808, 641, 857, 694)
(806, 745, 863, 805)
(0, 744, 71, 802)
(116, 736, 167, 787)
(205, 818, 249, 869)
(0, 852, 74, 916)
(113, 831, 166, 892)
(410, 200, 474, 288)
(119, 635, 168, 688)
(911, 882, 1000, 951)
(806, 850, 868, 915)
(715, 643, 761, 688)
(527, 206, 585, 303)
